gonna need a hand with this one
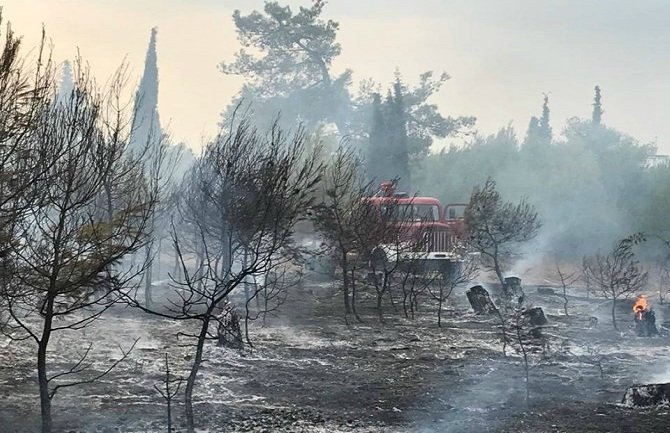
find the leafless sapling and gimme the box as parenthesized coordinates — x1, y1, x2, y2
(583, 234, 648, 330)
(154, 352, 184, 433)
(555, 262, 579, 316)
(428, 256, 478, 327)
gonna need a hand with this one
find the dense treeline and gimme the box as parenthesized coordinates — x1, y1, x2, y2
(413, 92, 660, 258)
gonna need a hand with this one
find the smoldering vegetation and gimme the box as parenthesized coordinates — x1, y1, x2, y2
(2, 2, 670, 433)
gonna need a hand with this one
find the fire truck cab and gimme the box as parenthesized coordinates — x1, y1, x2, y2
(364, 181, 467, 275)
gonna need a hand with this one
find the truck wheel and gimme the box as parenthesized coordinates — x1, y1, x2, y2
(369, 248, 388, 271)
(438, 260, 460, 280)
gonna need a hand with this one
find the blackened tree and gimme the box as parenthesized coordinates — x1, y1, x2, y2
(465, 178, 541, 293)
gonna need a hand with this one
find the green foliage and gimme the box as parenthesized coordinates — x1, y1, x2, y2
(220, 1, 351, 133)
(366, 79, 411, 190)
(220, 2, 473, 157)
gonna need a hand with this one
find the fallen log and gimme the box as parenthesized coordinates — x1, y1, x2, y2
(466, 285, 498, 315)
(622, 383, 670, 407)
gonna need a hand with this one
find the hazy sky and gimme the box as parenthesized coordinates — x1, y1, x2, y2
(3, 0, 669, 152)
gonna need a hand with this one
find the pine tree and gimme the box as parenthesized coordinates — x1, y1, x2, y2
(592, 85, 603, 126)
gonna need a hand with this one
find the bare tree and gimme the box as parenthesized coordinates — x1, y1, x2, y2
(1, 59, 155, 433)
(583, 234, 647, 330)
(464, 178, 541, 299)
(510, 307, 552, 406)
(428, 256, 478, 327)
(555, 263, 578, 316)
(154, 352, 184, 433)
(311, 146, 374, 318)
(128, 118, 322, 433)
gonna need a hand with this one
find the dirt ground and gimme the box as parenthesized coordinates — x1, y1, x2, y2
(2, 276, 670, 433)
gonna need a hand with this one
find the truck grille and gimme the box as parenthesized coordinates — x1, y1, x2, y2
(425, 230, 455, 253)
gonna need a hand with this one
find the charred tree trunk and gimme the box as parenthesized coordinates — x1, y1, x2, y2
(466, 285, 498, 315)
(524, 307, 547, 326)
(185, 317, 209, 433)
(437, 297, 443, 328)
(376, 293, 384, 323)
(38, 297, 55, 433)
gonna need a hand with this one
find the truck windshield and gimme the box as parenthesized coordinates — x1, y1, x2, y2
(381, 204, 440, 222)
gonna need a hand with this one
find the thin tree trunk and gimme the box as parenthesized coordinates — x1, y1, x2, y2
(38, 297, 55, 433)
(342, 256, 351, 314)
(611, 298, 618, 330)
(350, 268, 362, 322)
(144, 249, 153, 308)
(185, 318, 209, 433)
(157, 237, 162, 280)
(437, 298, 443, 328)
(376, 293, 384, 323)
(493, 256, 505, 291)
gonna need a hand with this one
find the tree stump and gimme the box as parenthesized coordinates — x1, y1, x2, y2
(466, 285, 498, 315)
(622, 383, 670, 407)
(634, 309, 658, 337)
(523, 306, 547, 326)
(504, 276, 523, 297)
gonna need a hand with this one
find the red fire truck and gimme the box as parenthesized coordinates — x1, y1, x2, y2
(364, 181, 467, 275)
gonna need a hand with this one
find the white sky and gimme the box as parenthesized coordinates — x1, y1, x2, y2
(3, 0, 669, 152)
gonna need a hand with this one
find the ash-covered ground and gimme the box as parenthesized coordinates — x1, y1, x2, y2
(2, 277, 670, 433)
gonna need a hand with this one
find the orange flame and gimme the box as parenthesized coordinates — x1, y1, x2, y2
(633, 295, 649, 320)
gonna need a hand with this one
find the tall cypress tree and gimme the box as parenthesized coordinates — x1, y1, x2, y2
(367, 92, 386, 185)
(524, 94, 552, 147)
(129, 27, 164, 306)
(56, 60, 73, 104)
(538, 93, 552, 143)
(389, 77, 410, 191)
(592, 85, 603, 126)
(130, 27, 162, 154)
